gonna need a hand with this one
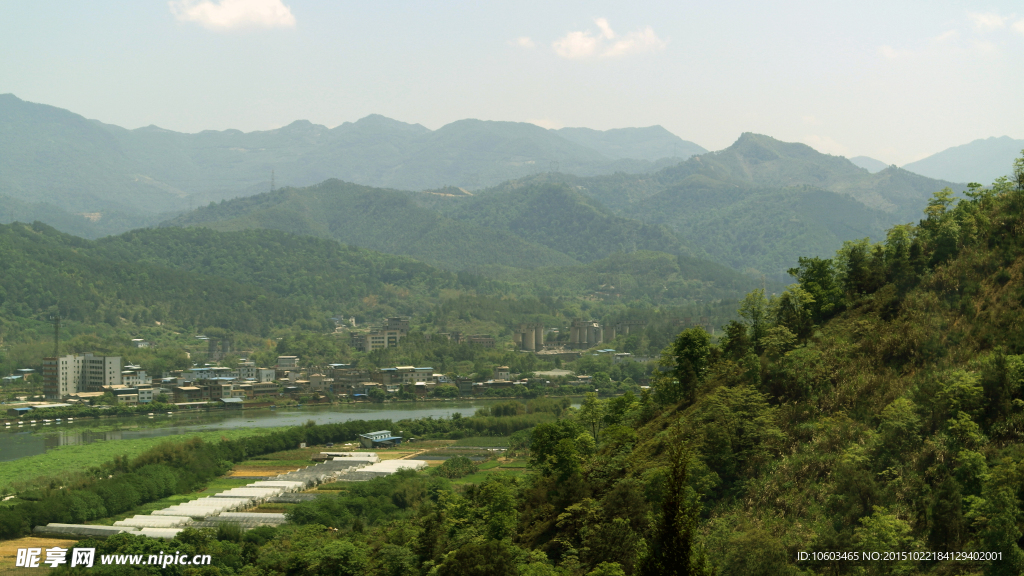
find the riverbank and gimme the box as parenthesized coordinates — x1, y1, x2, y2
(0, 399, 570, 464)
(0, 427, 289, 490)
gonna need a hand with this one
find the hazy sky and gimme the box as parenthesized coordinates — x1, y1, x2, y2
(2, 0, 1023, 164)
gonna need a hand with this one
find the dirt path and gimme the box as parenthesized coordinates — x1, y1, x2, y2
(227, 466, 302, 477)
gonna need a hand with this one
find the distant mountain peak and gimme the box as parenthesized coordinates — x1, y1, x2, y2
(337, 114, 430, 133)
(849, 156, 889, 173)
(722, 133, 827, 162)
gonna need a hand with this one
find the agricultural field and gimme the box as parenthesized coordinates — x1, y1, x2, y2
(450, 436, 510, 447)
(450, 457, 534, 485)
(0, 536, 77, 571)
(0, 427, 288, 490)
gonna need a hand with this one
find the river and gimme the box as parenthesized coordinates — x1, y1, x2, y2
(0, 399, 538, 462)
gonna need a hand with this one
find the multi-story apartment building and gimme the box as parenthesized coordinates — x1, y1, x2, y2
(350, 329, 403, 352)
(43, 353, 121, 399)
(384, 317, 410, 332)
(237, 362, 275, 382)
(122, 366, 151, 388)
(374, 366, 436, 386)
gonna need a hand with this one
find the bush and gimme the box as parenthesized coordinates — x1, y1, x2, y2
(431, 456, 479, 479)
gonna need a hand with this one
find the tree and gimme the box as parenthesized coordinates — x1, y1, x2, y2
(368, 388, 387, 403)
(638, 436, 711, 576)
(771, 285, 815, 339)
(578, 392, 605, 441)
(531, 418, 592, 479)
(436, 540, 519, 576)
(431, 384, 460, 398)
(1013, 149, 1024, 193)
(788, 256, 844, 323)
(738, 289, 770, 352)
(654, 328, 710, 406)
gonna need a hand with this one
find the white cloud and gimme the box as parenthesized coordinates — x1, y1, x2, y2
(514, 37, 536, 49)
(553, 30, 600, 59)
(934, 29, 958, 43)
(595, 18, 615, 40)
(1014, 19, 1024, 35)
(553, 19, 666, 60)
(969, 12, 1007, 30)
(169, 0, 296, 30)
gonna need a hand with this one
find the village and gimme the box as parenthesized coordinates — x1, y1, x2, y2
(3, 315, 660, 417)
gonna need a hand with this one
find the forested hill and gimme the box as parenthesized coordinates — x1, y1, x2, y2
(417, 183, 691, 263)
(0, 222, 519, 339)
(482, 133, 965, 278)
(0, 222, 311, 336)
(611, 172, 1024, 573)
(161, 180, 581, 270)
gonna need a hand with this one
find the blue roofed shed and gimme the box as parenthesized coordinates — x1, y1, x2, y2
(359, 430, 403, 448)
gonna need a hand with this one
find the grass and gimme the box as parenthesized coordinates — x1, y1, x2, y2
(0, 427, 288, 489)
(497, 460, 529, 468)
(450, 436, 510, 447)
(450, 463, 535, 485)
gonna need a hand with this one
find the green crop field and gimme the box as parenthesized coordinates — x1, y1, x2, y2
(450, 436, 510, 447)
(0, 427, 287, 489)
(497, 460, 529, 468)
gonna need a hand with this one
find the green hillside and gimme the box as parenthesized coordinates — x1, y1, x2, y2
(0, 222, 312, 336)
(436, 183, 690, 263)
(90, 226, 500, 322)
(0, 193, 167, 239)
(602, 160, 1024, 574)
(482, 134, 963, 278)
(0, 94, 186, 214)
(162, 179, 580, 270)
(645, 132, 964, 218)
(477, 250, 770, 305)
(631, 185, 892, 276)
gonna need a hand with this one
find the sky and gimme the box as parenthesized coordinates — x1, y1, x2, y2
(1, 0, 1023, 165)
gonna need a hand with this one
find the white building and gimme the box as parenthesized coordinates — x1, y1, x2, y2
(43, 353, 121, 400)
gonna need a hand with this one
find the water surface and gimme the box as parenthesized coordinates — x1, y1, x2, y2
(0, 399, 521, 462)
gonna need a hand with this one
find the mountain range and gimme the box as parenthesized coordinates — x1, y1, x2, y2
(0, 93, 703, 220)
(0, 93, 1009, 281)
(903, 135, 1024, 185)
(471, 134, 963, 277)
